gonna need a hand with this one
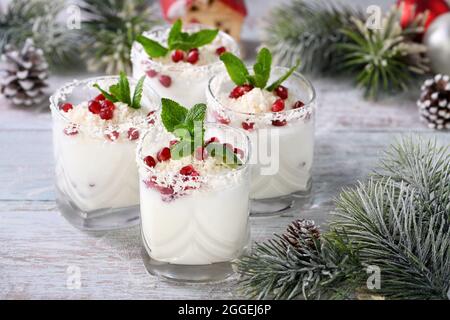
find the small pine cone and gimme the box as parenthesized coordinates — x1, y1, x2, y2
(417, 74, 450, 131)
(0, 39, 49, 107)
(282, 219, 320, 251)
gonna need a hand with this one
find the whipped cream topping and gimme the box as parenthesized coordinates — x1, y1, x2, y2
(221, 87, 296, 114)
(153, 154, 231, 175)
(63, 102, 153, 140)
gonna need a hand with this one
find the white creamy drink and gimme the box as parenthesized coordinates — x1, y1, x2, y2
(131, 20, 240, 108)
(138, 99, 251, 280)
(50, 75, 160, 230)
(207, 48, 316, 215)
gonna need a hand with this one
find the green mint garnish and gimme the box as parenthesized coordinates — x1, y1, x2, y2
(136, 35, 169, 58)
(137, 19, 218, 58)
(219, 52, 250, 86)
(266, 59, 301, 92)
(160, 98, 242, 168)
(161, 98, 206, 159)
(94, 72, 145, 109)
(249, 48, 272, 88)
(220, 47, 301, 91)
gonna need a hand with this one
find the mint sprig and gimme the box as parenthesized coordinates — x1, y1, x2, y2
(137, 19, 219, 58)
(94, 72, 145, 109)
(160, 98, 242, 168)
(266, 59, 302, 92)
(220, 48, 301, 92)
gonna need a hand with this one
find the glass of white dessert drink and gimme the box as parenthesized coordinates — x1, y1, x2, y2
(207, 48, 316, 216)
(137, 98, 251, 282)
(50, 73, 160, 230)
(131, 19, 240, 108)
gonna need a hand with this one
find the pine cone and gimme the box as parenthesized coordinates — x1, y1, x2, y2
(0, 39, 49, 107)
(282, 219, 321, 251)
(418, 74, 450, 130)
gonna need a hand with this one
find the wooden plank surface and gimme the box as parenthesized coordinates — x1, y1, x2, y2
(1, 27, 449, 299)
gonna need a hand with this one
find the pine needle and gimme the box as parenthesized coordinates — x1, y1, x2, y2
(236, 137, 450, 300)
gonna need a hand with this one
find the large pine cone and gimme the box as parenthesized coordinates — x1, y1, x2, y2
(0, 39, 49, 107)
(418, 74, 450, 130)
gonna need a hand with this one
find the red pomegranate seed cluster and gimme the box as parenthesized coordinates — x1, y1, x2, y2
(171, 48, 200, 65)
(142, 136, 244, 199)
(229, 84, 254, 99)
(84, 94, 116, 120)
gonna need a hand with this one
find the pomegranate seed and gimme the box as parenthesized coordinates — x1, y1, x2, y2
(169, 140, 179, 146)
(271, 99, 285, 112)
(229, 84, 254, 99)
(159, 186, 175, 195)
(217, 114, 230, 125)
(195, 146, 208, 160)
(293, 100, 305, 109)
(64, 125, 78, 136)
(88, 100, 102, 114)
(216, 46, 227, 55)
(159, 75, 172, 88)
(272, 119, 287, 127)
(146, 69, 158, 78)
(180, 165, 199, 176)
(234, 148, 244, 158)
(144, 155, 157, 168)
(127, 128, 140, 141)
(99, 108, 113, 120)
(105, 131, 119, 141)
(101, 100, 115, 111)
(147, 111, 155, 125)
(171, 50, 185, 63)
(157, 147, 171, 162)
(60, 103, 73, 113)
(186, 49, 199, 64)
(205, 137, 219, 145)
(274, 86, 289, 100)
(242, 121, 254, 131)
(95, 94, 106, 101)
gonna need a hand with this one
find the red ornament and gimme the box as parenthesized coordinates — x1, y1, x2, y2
(398, 0, 450, 31)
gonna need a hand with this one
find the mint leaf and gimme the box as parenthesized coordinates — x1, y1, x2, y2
(168, 19, 183, 49)
(109, 83, 122, 101)
(119, 71, 131, 106)
(136, 35, 168, 58)
(93, 84, 118, 102)
(161, 98, 188, 132)
(185, 103, 207, 128)
(220, 52, 250, 86)
(206, 143, 243, 168)
(131, 76, 145, 109)
(266, 59, 301, 92)
(170, 139, 194, 160)
(168, 19, 219, 51)
(187, 29, 219, 48)
(253, 48, 272, 88)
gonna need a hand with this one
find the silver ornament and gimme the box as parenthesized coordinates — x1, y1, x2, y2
(424, 13, 450, 75)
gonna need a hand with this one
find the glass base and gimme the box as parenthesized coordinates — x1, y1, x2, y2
(141, 231, 238, 283)
(250, 180, 313, 217)
(141, 249, 235, 283)
(56, 188, 140, 231)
